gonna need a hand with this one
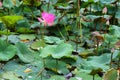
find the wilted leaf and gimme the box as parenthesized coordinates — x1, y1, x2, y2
(24, 68, 32, 73)
(103, 68, 119, 80)
(90, 68, 102, 75)
(115, 40, 120, 48)
(23, 0, 41, 6)
(20, 39, 30, 43)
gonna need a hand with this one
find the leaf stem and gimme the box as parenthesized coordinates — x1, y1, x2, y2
(93, 75, 95, 80)
(36, 68, 45, 78)
(56, 59, 58, 72)
(110, 52, 113, 68)
(57, 26, 65, 40)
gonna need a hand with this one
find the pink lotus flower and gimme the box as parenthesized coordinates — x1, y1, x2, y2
(38, 12, 55, 26)
(102, 7, 107, 14)
(0, 1, 2, 7)
(106, 20, 110, 25)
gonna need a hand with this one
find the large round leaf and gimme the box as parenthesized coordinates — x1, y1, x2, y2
(3, 0, 14, 9)
(44, 36, 64, 44)
(0, 71, 22, 80)
(18, 34, 36, 41)
(16, 42, 34, 63)
(49, 75, 66, 80)
(100, 0, 116, 4)
(40, 43, 73, 59)
(79, 53, 110, 73)
(0, 39, 16, 61)
(45, 58, 69, 74)
(72, 72, 102, 80)
(30, 40, 46, 50)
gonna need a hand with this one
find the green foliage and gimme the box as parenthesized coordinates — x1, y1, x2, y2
(44, 36, 64, 44)
(18, 34, 36, 41)
(79, 53, 110, 73)
(49, 75, 66, 80)
(109, 25, 120, 38)
(3, 0, 21, 9)
(74, 72, 102, 80)
(40, 43, 73, 59)
(3, 0, 14, 9)
(30, 39, 46, 50)
(23, 0, 41, 6)
(16, 42, 34, 63)
(45, 57, 69, 74)
(100, 0, 116, 4)
(0, 39, 16, 61)
(0, 0, 120, 79)
(0, 71, 22, 80)
(0, 15, 23, 31)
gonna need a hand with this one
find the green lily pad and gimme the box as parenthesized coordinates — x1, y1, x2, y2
(44, 36, 64, 44)
(0, 39, 17, 61)
(0, 71, 22, 80)
(73, 72, 102, 80)
(19, 34, 36, 41)
(8, 35, 20, 44)
(79, 53, 110, 73)
(88, 53, 110, 67)
(30, 39, 46, 50)
(16, 42, 34, 63)
(109, 25, 120, 38)
(40, 43, 73, 59)
(100, 0, 116, 4)
(45, 58, 69, 74)
(3, 0, 14, 9)
(49, 75, 66, 80)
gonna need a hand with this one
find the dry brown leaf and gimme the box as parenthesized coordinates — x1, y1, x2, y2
(115, 41, 120, 48)
(20, 39, 30, 43)
(24, 68, 32, 73)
